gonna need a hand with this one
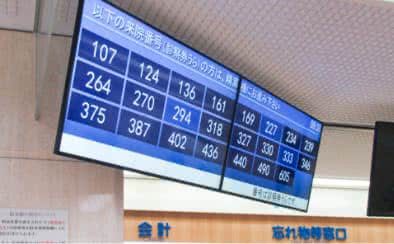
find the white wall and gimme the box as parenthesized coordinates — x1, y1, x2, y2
(0, 30, 124, 242)
(124, 127, 374, 217)
(124, 175, 369, 217)
(315, 126, 374, 180)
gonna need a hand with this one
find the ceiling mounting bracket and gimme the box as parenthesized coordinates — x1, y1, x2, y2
(323, 122, 375, 130)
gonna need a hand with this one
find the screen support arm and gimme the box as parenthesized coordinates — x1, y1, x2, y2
(35, 0, 59, 120)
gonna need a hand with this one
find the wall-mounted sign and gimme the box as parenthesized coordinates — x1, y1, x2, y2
(272, 225, 347, 241)
(55, 0, 323, 212)
(0, 208, 68, 243)
(138, 221, 171, 240)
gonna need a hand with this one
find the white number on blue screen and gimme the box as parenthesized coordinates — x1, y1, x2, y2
(261, 142, 274, 156)
(304, 140, 314, 153)
(237, 132, 251, 147)
(128, 118, 151, 137)
(133, 90, 155, 111)
(265, 121, 278, 136)
(285, 131, 297, 145)
(211, 96, 226, 113)
(233, 153, 247, 168)
(207, 119, 223, 137)
(172, 106, 191, 124)
(168, 132, 187, 149)
(257, 162, 270, 176)
(92, 41, 117, 64)
(80, 102, 106, 124)
(202, 144, 219, 159)
(278, 169, 290, 183)
(139, 63, 159, 84)
(301, 157, 311, 171)
(310, 120, 321, 132)
(178, 80, 196, 100)
(85, 71, 111, 95)
(241, 110, 255, 126)
(282, 151, 294, 164)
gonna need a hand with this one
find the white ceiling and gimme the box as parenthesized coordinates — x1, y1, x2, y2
(114, 0, 394, 127)
(2, 0, 394, 126)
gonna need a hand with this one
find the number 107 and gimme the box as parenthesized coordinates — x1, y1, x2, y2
(92, 41, 117, 64)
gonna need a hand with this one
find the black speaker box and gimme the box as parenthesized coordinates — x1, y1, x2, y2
(367, 121, 394, 217)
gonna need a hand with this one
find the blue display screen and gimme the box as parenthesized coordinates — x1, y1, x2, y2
(56, 0, 239, 190)
(221, 79, 322, 210)
(55, 0, 323, 211)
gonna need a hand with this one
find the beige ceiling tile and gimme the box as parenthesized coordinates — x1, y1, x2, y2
(31, 0, 394, 125)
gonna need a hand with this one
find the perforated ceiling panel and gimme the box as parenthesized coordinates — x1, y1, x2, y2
(0, 0, 36, 31)
(108, 0, 394, 126)
(8, 0, 393, 125)
(38, 0, 78, 35)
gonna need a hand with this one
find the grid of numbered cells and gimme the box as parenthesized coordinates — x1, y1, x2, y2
(226, 102, 320, 187)
(67, 28, 235, 166)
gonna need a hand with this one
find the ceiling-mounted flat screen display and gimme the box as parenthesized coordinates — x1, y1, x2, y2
(55, 0, 323, 212)
(55, 0, 240, 189)
(221, 79, 323, 211)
